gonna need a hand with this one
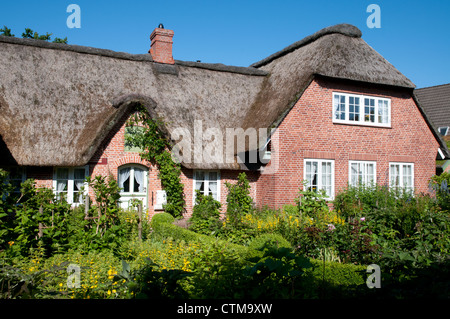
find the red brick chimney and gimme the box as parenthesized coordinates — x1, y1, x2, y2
(149, 24, 174, 64)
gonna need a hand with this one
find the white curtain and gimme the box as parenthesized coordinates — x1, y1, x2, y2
(350, 163, 358, 186)
(118, 167, 131, 190)
(306, 162, 318, 190)
(57, 180, 67, 192)
(134, 168, 145, 193)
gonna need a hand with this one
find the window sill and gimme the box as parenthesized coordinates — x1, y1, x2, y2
(332, 120, 391, 129)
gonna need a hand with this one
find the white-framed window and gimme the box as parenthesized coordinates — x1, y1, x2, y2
(193, 170, 220, 204)
(118, 165, 147, 194)
(118, 164, 148, 210)
(304, 159, 335, 199)
(349, 161, 376, 187)
(438, 127, 449, 136)
(53, 166, 89, 205)
(333, 92, 391, 127)
(389, 162, 414, 193)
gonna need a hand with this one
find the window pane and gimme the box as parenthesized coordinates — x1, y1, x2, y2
(195, 181, 205, 194)
(134, 168, 145, 192)
(195, 171, 205, 182)
(208, 172, 217, 181)
(306, 161, 318, 192)
(334, 94, 345, 120)
(378, 100, 389, 124)
(350, 163, 358, 186)
(349, 96, 360, 121)
(123, 178, 130, 193)
(118, 167, 131, 193)
(364, 98, 375, 122)
(56, 180, 68, 192)
(390, 165, 400, 187)
(74, 168, 85, 180)
(56, 168, 69, 180)
(209, 181, 217, 195)
(73, 192, 82, 204)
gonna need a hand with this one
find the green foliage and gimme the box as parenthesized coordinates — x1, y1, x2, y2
(126, 106, 185, 218)
(0, 169, 16, 250)
(150, 212, 175, 228)
(189, 191, 221, 235)
(10, 179, 71, 257)
(296, 181, 330, 218)
(429, 171, 450, 211)
(243, 247, 312, 298)
(225, 172, 253, 228)
(84, 175, 121, 237)
(247, 233, 292, 252)
(0, 25, 14, 37)
(1, 24, 68, 42)
(115, 259, 191, 299)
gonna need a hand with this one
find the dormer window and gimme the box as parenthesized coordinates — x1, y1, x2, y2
(438, 127, 449, 136)
(333, 92, 391, 127)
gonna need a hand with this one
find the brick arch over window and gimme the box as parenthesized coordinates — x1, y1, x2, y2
(109, 155, 152, 182)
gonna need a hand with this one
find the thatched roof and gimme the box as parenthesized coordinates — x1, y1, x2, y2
(1, 23, 447, 169)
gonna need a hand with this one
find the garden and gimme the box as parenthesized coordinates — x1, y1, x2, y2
(0, 168, 449, 299)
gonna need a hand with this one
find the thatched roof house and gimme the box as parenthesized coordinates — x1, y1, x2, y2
(0, 23, 448, 171)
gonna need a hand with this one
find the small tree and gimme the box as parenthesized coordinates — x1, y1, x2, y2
(225, 172, 253, 228)
(85, 175, 121, 236)
(189, 190, 222, 235)
(0, 25, 14, 37)
(0, 25, 67, 43)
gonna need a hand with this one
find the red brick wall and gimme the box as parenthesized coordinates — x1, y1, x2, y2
(255, 77, 440, 210)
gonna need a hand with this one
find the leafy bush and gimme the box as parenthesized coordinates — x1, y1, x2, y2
(188, 191, 221, 235)
(296, 181, 330, 218)
(300, 260, 367, 298)
(150, 212, 175, 228)
(9, 179, 71, 257)
(247, 233, 292, 252)
(429, 172, 450, 211)
(225, 172, 253, 228)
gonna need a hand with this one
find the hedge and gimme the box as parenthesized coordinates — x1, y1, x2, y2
(151, 218, 251, 257)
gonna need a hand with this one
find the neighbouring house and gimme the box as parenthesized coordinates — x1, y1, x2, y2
(1, 23, 448, 219)
(415, 84, 450, 174)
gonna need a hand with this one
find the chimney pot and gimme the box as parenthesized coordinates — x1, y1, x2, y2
(149, 26, 174, 64)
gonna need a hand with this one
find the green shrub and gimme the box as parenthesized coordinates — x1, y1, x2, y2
(151, 212, 175, 228)
(296, 181, 330, 218)
(152, 221, 250, 257)
(225, 172, 253, 228)
(247, 233, 292, 252)
(189, 191, 221, 235)
(300, 259, 367, 298)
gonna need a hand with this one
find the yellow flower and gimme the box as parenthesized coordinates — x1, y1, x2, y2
(8, 241, 14, 247)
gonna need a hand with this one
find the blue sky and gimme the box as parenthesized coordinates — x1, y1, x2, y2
(0, 0, 449, 88)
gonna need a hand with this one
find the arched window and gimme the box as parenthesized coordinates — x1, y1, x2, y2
(118, 164, 148, 209)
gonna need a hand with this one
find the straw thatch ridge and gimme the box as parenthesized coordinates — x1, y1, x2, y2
(251, 23, 362, 68)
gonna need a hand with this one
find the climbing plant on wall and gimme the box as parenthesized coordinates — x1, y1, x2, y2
(126, 104, 185, 218)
